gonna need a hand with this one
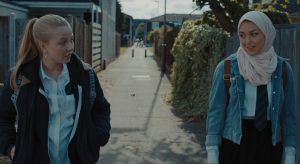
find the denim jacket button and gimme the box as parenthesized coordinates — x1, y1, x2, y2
(273, 91, 276, 94)
(274, 76, 278, 78)
(272, 107, 275, 111)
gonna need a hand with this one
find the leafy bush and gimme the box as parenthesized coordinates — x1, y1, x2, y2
(197, 11, 219, 28)
(253, 3, 290, 24)
(170, 21, 228, 118)
(262, 10, 290, 24)
(147, 29, 161, 43)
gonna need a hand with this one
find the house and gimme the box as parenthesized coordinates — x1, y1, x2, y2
(0, 0, 28, 82)
(133, 14, 200, 45)
(0, 0, 28, 19)
(0, 0, 116, 82)
(11, 0, 101, 22)
(11, 0, 104, 72)
(100, 0, 116, 64)
(121, 13, 133, 47)
(289, 12, 300, 22)
(149, 14, 201, 30)
(130, 14, 201, 46)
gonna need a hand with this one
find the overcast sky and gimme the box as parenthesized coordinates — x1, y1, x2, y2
(119, 0, 209, 19)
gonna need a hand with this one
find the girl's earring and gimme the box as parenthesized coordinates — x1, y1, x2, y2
(43, 51, 48, 62)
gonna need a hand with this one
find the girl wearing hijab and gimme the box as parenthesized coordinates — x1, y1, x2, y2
(205, 11, 296, 164)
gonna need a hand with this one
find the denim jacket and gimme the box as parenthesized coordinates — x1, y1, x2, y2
(205, 54, 296, 149)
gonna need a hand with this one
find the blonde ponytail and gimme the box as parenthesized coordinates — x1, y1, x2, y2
(10, 18, 39, 90)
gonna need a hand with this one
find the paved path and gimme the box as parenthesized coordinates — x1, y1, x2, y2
(96, 47, 206, 164)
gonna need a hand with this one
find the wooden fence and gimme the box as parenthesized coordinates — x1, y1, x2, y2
(91, 23, 102, 72)
(67, 16, 102, 72)
(226, 24, 300, 161)
(67, 16, 87, 60)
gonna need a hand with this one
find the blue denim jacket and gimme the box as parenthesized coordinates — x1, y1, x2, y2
(205, 54, 296, 149)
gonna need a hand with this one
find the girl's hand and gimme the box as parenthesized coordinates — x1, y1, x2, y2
(10, 146, 15, 160)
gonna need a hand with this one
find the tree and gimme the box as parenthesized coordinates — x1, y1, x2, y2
(135, 23, 145, 39)
(193, 0, 249, 33)
(193, 0, 290, 34)
(116, 0, 124, 33)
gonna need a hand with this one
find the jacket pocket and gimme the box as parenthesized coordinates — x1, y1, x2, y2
(77, 114, 101, 164)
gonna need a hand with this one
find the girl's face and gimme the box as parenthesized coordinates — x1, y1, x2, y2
(41, 25, 74, 65)
(239, 21, 266, 56)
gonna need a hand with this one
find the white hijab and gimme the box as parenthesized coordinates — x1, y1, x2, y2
(237, 11, 277, 86)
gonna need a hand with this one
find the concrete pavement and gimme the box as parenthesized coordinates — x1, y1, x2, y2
(96, 47, 206, 164)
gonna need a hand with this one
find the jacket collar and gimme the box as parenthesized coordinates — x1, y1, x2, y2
(226, 53, 286, 65)
(20, 53, 90, 87)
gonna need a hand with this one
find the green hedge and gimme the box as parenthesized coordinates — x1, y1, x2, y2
(170, 21, 227, 118)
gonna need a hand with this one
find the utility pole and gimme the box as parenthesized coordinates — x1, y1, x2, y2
(161, 0, 167, 74)
(154, 0, 159, 17)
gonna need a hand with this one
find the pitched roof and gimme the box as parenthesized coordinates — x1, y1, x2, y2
(123, 13, 133, 19)
(1, 0, 28, 8)
(149, 14, 201, 22)
(11, 0, 94, 1)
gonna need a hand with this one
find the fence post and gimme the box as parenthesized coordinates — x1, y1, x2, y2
(0, 83, 4, 95)
(132, 48, 134, 58)
(103, 59, 106, 70)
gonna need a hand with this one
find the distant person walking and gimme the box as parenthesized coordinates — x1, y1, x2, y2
(135, 38, 140, 47)
(0, 14, 111, 164)
(206, 11, 296, 164)
(140, 39, 144, 48)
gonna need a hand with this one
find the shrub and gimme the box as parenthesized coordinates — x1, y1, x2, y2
(171, 21, 228, 118)
(147, 29, 161, 43)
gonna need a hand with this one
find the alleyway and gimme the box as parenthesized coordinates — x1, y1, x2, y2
(96, 47, 206, 164)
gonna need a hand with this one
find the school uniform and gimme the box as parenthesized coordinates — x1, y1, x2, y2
(0, 54, 111, 164)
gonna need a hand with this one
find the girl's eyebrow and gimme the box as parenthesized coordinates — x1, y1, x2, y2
(240, 29, 260, 33)
(249, 29, 260, 33)
(58, 36, 73, 41)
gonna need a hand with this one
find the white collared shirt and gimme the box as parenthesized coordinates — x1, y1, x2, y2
(243, 80, 272, 119)
(39, 63, 75, 164)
